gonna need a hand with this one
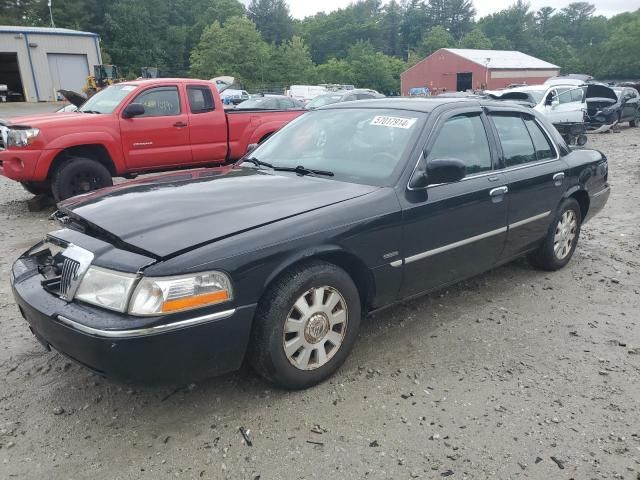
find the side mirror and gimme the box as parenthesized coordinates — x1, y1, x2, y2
(409, 157, 466, 189)
(123, 103, 145, 118)
(425, 158, 466, 185)
(551, 98, 560, 107)
(246, 143, 259, 154)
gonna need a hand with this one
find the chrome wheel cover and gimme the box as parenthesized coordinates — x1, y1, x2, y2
(283, 286, 348, 371)
(554, 210, 578, 260)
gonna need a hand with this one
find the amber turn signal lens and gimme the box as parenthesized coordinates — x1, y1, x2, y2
(161, 290, 230, 313)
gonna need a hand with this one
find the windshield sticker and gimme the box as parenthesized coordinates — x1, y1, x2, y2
(121, 86, 136, 91)
(370, 116, 417, 129)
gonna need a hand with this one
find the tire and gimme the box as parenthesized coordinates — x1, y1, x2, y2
(630, 109, 639, 127)
(20, 181, 49, 196)
(51, 157, 113, 202)
(249, 260, 361, 389)
(528, 198, 582, 271)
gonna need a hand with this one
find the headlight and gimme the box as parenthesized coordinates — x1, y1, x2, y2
(75, 267, 138, 313)
(7, 127, 40, 147)
(129, 271, 232, 316)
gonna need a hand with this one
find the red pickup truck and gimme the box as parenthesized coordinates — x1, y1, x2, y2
(0, 78, 304, 200)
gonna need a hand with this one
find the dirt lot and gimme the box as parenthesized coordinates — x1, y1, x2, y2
(0, 123, 639, 479)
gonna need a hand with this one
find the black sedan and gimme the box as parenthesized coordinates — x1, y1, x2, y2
(11, 98, 610, 389)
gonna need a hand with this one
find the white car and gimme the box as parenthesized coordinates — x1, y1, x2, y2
(488, 85, 586, 124)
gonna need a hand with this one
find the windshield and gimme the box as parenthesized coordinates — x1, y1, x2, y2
(306, 94, 344, 109)
(79, 84, 136, 113)
(248, 108, 425, 186)
(528, 91, 545, 103)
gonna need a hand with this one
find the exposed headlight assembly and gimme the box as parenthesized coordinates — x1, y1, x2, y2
(7, 127, 40, 147)
(128, 271, 233, 316)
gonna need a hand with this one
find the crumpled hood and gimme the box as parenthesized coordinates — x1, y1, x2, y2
(585, 84, 618, 102)
(58, 167, 378, 258)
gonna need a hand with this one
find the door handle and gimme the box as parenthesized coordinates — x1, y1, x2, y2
(173, 121, 188, 128)
(489, 186, 508, 197)
(553, 172, 565, 186)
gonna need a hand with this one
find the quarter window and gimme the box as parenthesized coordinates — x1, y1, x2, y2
(132, 87, 181, 117)
(429, 113, 492, 175)
(187, 86, 215, 113)
(524, 117, 555, 161)
(491, 114, 537, 167)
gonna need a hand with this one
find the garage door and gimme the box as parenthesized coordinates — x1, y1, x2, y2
(47, 53, 89, 95)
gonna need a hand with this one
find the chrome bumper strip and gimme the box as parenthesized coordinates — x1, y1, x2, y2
(56, 309, 236, 339)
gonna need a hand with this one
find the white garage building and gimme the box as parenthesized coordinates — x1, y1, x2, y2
(0, 26, 102, 102)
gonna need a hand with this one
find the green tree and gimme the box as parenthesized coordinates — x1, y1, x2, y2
(346, 41, 405, 93)
(247, 0, 293, 44)
(595, 10, 640, 77)
(381, 0, 404, 57)
(416, 25, 453, 58)
(268, 36, 317, 85)
(190, 16, 271, 88)
(426, 0, 475, 39)
(458, 28, 493, 49)
(316, 58, 353, 85)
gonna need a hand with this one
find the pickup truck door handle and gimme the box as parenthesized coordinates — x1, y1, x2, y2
(173, 121, 188, 128)
(553, 172, 565, 186)
(489, 186, 509, 197)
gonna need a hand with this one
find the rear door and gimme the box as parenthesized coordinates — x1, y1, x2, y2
(398, 107, 508, 297)
(120, 84, 192, 169)
(622, 89, 639, 121)
(487, 109, 566, 258)
(186, 84, 228, 163)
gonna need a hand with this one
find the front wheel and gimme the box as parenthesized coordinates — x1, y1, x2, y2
(249, 261, 361, 389)
(528, 198, 582, 271)
(20, 181, 49, 196)
(51, 157, 113, 202)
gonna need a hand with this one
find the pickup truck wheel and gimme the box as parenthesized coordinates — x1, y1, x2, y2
(528, 198, 582, 271)
(51, 157, 113, 202)
(249, 261, 361, 389)
(20, 181, 49, 196)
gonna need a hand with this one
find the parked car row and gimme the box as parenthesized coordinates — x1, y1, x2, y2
(9, 95, 610, 389)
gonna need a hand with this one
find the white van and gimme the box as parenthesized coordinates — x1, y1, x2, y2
(287, 85, 328, 103)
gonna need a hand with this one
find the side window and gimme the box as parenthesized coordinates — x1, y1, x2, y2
(570, 88, 584, 102)
(429, 113, 492, 175)
(187, 86, 215, 113)
(133, 86, 181, 117)
(356, 93, 374, 100)
(523, 117, 556, 161)
(557, 89, 574, 104)
(279, 98, 294, 109)
(491, 114, 537, 167)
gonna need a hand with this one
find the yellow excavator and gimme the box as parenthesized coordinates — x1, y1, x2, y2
(84, 64, 122, 96)
(84, 65, 160, 96)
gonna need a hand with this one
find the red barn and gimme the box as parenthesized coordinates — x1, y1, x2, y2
(401, 48, 560, 95)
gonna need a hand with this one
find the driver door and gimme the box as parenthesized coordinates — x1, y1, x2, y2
(120, 85, 192, 169)
(398, 107, 508, 297)
(543, 87, 584, 124)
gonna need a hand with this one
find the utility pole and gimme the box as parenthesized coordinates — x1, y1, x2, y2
(48, 0, 56, 28)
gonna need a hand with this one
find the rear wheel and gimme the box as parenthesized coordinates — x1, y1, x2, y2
(51, 157, 113, 202)
(630, 109, 639, 127)
(249, 261, 361, 389)
(528, 198, 582, 271)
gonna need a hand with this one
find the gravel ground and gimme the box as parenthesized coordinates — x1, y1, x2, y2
(0, 121, 639, 479)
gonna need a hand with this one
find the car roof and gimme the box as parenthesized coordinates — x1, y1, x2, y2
(322, 97, 536, 114)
